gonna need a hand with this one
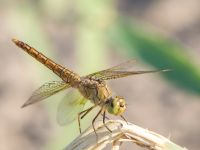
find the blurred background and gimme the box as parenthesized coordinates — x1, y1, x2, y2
(0, 0, 200, 149)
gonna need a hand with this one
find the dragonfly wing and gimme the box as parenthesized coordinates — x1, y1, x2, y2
(94, 69, 170, 80)
(86, 60, 137, 78)
(56, 89, 88, 126)
(22, 81, 70, 108)
(86, 60, 170, 80)
(105, 59, 137, 71)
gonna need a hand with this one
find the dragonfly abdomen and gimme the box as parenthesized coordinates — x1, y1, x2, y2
(12, 39, 80, 85)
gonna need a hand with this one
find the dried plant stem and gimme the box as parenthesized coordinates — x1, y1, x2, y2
(65, 120, 187, 150)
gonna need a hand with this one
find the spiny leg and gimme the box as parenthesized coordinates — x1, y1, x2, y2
(120, 115, 128, 124)
(80, 105, 97, 119)
(103, 111, 112, 133)
(78, 105, 96, 133)
(92, 108, 103, 142)
(101, 113, 110, 120)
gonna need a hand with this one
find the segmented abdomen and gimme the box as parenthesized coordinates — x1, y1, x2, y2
(12, 39, 80, 85)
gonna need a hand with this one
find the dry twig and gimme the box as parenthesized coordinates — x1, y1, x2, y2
(65, 120, 187, 150)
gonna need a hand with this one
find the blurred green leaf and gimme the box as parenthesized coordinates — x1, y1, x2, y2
(109, 19, 200, 95)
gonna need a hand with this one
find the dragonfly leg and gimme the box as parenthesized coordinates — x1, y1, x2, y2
(80, 105, 97, 119)
(92, 108, 103, 143)
(103, 111, 112, 133)
(120, 115, 128, 124)
(78, 105, 97, 133)
(101, 113, 110, 120)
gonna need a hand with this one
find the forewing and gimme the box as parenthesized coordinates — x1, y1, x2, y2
(106, 60, 137, 71)
(86, 60, 169, 80)
(93, 69, 170, 80)
(56, 90, 88, 126)
(22, 81, 70, 108)
(86, 60, 137, 79)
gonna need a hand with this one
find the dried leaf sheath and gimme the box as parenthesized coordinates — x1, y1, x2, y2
(12, 39, 80, 84)
(65, 120, 187, 150)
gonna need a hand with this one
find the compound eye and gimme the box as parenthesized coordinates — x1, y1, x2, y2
(120, 103, 124, 107)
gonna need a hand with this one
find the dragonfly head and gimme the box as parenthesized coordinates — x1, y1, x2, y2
(107, 96, 126, 116)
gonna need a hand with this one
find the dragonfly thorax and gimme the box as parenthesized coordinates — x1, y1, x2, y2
(78, 78, 112, 104)
(106, 96, 126, 116)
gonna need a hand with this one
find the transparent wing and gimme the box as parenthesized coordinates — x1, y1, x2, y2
(87, 60, 136, 78)
(22, 81, 70, 108)
(86, 60, 170, 80)
(56, 89, 88, 126)
(105, 60, 137, 71)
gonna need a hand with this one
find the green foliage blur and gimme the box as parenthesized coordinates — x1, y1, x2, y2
(109, 20, 200, 95)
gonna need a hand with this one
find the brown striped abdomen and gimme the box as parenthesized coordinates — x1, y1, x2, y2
(12, 39, 80, 85)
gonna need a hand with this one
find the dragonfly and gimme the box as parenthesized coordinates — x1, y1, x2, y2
(12, 38, 169, 138)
